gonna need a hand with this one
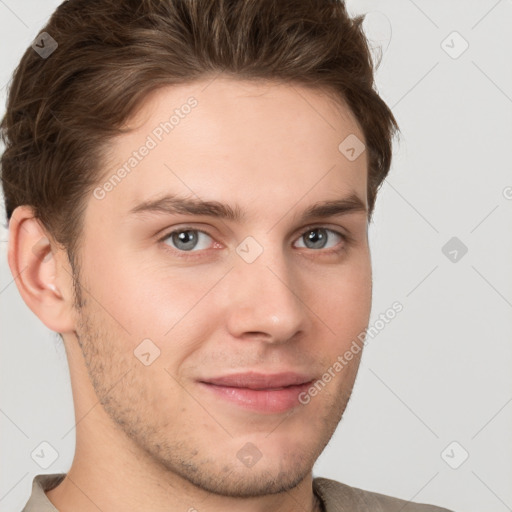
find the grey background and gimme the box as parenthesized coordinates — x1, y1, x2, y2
(1, 1, 511, 511)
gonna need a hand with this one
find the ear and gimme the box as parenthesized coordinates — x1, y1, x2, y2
(7, 205, 76, 334)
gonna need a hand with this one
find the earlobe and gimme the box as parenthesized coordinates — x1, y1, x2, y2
(7, 205, 76, 334)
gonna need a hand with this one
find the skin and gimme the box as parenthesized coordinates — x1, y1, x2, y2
(8, 76, 372, 512)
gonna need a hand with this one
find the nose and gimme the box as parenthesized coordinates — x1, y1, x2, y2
(224, 247, 309, 344)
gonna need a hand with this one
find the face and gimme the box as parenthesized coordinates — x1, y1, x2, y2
(68, 77, 372, 497)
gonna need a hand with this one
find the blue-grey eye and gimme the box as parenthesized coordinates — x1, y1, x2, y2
(295, 228, 343, 250)
(164, 229, 212, 251)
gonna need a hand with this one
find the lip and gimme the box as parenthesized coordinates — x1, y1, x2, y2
(197, 372, 315, 414)
(199, 371, 314, 389)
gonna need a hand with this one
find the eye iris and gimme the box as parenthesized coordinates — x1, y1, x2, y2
(172, 230, 198, 251)
(304, 228, 327, 249)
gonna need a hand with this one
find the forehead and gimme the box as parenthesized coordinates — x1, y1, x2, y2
(91, 77, 368, 224)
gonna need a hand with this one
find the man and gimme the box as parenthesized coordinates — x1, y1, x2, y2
(1, 0, 453, 510)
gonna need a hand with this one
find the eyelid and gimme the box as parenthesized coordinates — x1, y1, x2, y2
(296, 223, 352, 244)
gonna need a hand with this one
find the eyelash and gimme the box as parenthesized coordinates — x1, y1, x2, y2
(157, 225, 351, 259)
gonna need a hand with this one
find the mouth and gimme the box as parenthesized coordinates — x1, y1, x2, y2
(197, 372, 315, 414)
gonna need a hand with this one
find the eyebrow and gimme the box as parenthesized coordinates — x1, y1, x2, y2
(128, 192, 367, 223)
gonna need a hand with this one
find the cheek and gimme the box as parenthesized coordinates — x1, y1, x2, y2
(309, 254, 372, 335)
(129, 265, 226, 333)
(83, 258, 226, 365)
(81, 239, 194, 327)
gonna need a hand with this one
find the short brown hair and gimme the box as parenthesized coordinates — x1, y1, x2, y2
(1, 0, 399, 265)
